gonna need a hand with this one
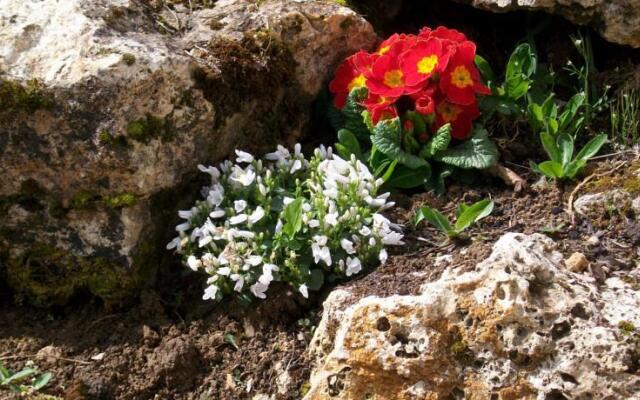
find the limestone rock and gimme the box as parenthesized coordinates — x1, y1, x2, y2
(453, 0, 640, 48)
(0, 0, 376, 305)
(564, 252, 589, 273)
(306, 233, 640, 399)
(573, 189, 633, 216)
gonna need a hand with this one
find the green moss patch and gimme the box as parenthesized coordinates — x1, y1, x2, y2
(127, 115, 175, 143)
(0, 79, 55, 112)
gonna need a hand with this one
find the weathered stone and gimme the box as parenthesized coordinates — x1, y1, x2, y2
(573, 189, 633, 216)
(0, 0, 377, 305)
(453, 0, 640, 48)
(564, 251, 589, 273)
(306, 233, 640, 399)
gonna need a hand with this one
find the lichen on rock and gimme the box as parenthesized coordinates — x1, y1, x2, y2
(306, 233, 640, 399)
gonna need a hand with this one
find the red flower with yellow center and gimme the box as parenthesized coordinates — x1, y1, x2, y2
(436, 99, 480, 139)
(440, 41, 490, 105)
(329, 51, 376, 109)
(376, 33, 417, 56)
(400, 38, 450, 87)
(366, 51, 409, 98)
(362, 93, 398, 124)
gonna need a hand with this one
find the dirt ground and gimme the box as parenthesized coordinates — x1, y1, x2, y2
(1, 151, 638, 400)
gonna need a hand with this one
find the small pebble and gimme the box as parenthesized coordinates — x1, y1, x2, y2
(565, 252, 589, 273)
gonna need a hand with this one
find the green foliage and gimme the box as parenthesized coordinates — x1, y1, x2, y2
(122, 53, 136, 65)
(531, 133, 607, 180)
(610, 87, 640, 147)
(415, 199, 494, 239)
(371, 118, 429, 169)
(434, 128, 498, 170)
(103, 193, 137, 209)
(127, 114, 175, 143)
(282, 198, 304, 239)
(0, 360, 52, 394)
(0, 79, 55, 112)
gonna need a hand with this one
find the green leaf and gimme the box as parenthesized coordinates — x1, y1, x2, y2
(5, 368, 36, 384)
(538, 160, 564, 179)
(385, 164, 431, 189)
(563, 159, 587, 179)
(0, 361, 10, 380)
(527, 103, 544, 132)
(434, 129, 498, 169)
(575, 134, 607, 162)
(336, 129, 363, 160)
(419, 124, 451, 158)
(454, 199, 494, 232)
(505, 43, 536, 100)
(540, 131, 561, 163)
(380, 159, 398, 182)
(455, 203, 469, 218)
(546, 118, 558, 135)
(224, 333, 239, 350)
(417, 207, 454, 236)
(558, 133, 574, 166)
(541, 94, 557, 120)
(32, 372, 52, 391)
(558, 92, 585, 131)
(342, 87, 370, 140)
(371, 118, 428, 169)
(405, 111, 427, 134)
(475, 54, 494, 84)
(282, 198, 303, 239)
(307, 269, 325, 291)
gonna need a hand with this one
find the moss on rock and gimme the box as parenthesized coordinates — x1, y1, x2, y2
(0, 79, 55, 112)
(126, 115, 175, 143)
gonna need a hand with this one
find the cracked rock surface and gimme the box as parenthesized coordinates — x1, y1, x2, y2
(306, 233, 640, 399)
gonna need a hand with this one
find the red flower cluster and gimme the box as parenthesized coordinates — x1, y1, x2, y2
(329, 27, 490, 139)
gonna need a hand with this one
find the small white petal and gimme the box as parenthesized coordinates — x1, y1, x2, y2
(299, 284, 309, 299)
(235, 150, 254, 164)
(229, 214, 248, 225)
(308, 219, 320, 228)
(249, 206, 265, 224)
(345, 257, 362, 277)
(210, 209, 225, 218)
(187, 255, 202, 271)
(379, 248, 388, 264)
(234, 200, 247, 212)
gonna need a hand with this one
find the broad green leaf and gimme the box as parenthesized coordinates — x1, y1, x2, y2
(541, 94, 557, 120)
(546, 118, 558, 135)
(505, 43, 536, 100)
(4, 368, 36, 384)
(0, 361, 9, 380)
(558, 92, 585, 131)
(282, 198, 303, 239)
(454, 199, 494, 232)
(455, 203, 470, 218)
(563, 159, 587, 179)
(405, 111, 427, 134)
(540, 131, 561, 163)
(419, 124, 451, 158)
(434, 129, 498, 169)
(337, 129, 363, 160)
(538, 160, 563, 179)
(224, 333, 239, 349)
(558, 133, 574, 166)
(417, 206, 453, 235)
(474, 55, 495, 84)
(527, 103, 544, 132)
(385, 164, 431, 189)
(307, 269, 325, 290)
(371, 118, 428, 169)
(32, 372, 52, 391)
(342, 87, 370, 140)
(575, 134, 607, 162)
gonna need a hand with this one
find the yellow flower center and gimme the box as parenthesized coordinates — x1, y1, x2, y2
(437, 102, 462, 122)
(451, 66, 473, 88)
(378, 45, 391, 55)
(417, 55, 438, 75)
(348, 74, 366, 91)
(383, 69, 404, 88)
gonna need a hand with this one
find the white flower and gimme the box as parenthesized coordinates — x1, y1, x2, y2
(324, 213, 338, 226)
(232, 230, 255, 240)
(283, 196, 295, 206)
(198, 235, 213, 248)
(308, 219, 320, 228)
(198, 165, 221, 181)
(369, 237, 376, 246)
(229, 165, 256, 186)
(299, 284, 309, 299)
(210, 209, 225, 219)
(365, 195, 387, 208)
(176, 222, 191, 232)
(313, 235, 328, 246)
(258, 183, 268, 196)
(359, 226, 371, 236)
(312, 236, 331, 266)
(345, 257, 362, 277)
(231, 274, 244, 292)
(294, 143, 302, 157)
(207, 184, 224, 207)
(382, 231, 404, 246)
(266, 145, 290, 162)
(250, 282, 268, 299)
(218, 254, 229, 266)
(249, 206, 265, 224)
(187, 255, 202, 271)
(290, 159, 302, 174)
(234, 200, 247, 212)
(379, 248, 388, 264)
(217, 266, 231, 275)
(340, 238, 356, 255)
(166, 236, 181, 250)
(275, 219, 283, 233)
(203, 284, 219, 300)
(259, 263, 279, 285)
(246, 255, 262, 266)
(235, 150, 254, 164)
(178, 209, 193, 219)
(229, 214, 247, 225)
(302, 202, 311, 212)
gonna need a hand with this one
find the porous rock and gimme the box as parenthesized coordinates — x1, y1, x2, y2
(306, 233, 640, 399)
(0, 0, 377, 305)
(453, 0, 640, 48)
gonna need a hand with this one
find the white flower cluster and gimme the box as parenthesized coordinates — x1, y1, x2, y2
(168, 144, 403, 301)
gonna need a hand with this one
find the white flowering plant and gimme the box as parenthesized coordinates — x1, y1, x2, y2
(167, 144, 403, 302)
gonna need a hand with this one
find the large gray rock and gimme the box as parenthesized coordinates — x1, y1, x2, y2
(454, 0, 640, 48)
(306, 233, 640, 399)
(0, 0, 377, 306)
